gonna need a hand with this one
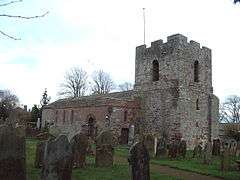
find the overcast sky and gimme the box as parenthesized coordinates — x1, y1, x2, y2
(0, 0, 239, 108)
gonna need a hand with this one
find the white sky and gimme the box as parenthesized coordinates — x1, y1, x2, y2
(0, 0, 239, 108)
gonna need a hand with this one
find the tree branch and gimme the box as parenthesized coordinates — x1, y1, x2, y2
(0, 30, 20, 40)
(0, 11, 49, 19)
(0, 0, 22, 7)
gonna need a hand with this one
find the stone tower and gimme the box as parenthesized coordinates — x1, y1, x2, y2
(134, 34, 219, 149)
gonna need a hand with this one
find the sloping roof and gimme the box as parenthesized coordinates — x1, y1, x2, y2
(45, 90, 138, 109)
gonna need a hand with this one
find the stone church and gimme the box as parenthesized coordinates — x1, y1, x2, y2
(42, 34, 219, 149)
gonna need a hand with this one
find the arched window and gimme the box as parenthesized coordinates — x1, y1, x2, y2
(196, 99, 200, 110)
(152, 60, 159, 82)
(194, 61, 199, 82)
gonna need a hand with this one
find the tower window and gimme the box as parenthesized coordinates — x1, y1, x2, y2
(196, 99, 200, 110)
(124, 111, 127, 122)
(194, 61, 199, 82)
(152, 60, 159, 82)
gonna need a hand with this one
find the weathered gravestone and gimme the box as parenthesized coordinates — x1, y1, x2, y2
(221, 149, 230, 171)
(41, 135, 73, 180)
(168, 141, 179, 159)
(35, 141, 46, 168)
(229, 139, 237, 156)
(70, 133, 88, 168)
(0, 124, 26, 180)
(212, 139, 221, 156)
(193, 144, 202, 158)
(128, 142, 150, 180)
(143, 134, 155, 155)
(203, 141, 212, 165)
(95, 130, 114, 167)
(179, 140, 187, 158)
(236, 141, 240, 157)
(156, 138, 167, 157)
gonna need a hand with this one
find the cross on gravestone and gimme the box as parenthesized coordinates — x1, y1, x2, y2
(95, 130, 114, 167)
(0, 124, 26, 180)
(70, 133, 88, 168)
(128, 141, 150, 180)
(41, 135, 73, 180)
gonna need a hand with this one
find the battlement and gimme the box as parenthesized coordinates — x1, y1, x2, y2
(136, 34, 211, 57)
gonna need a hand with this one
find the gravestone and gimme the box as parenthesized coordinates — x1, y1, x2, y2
(212, 139, 221, 156)
(179, 140, 187, 158)
(193, 144, 202, 158)
(0, 124, 26, 180)
(128, 124, 135, 146)
(143, 134, 155, 155)
(221, 149, 230, 171)
(229, 139, 237, 156)
(41, 135, 73, 180)
(95, 130, 114, 167)
(236, 141, 240, 157)
(70, 133, 88, 168)
(156, 138, 167, 157)
(168, 141, 179, 159)
(35, 141, 46, 168)
(203, 141, 212, 165)
(128, 142, 150, 180)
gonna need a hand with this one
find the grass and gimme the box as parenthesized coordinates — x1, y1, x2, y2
(26, 139, 179, 180)
(151, 151, 240, 180)
(26, 139, 240, 180)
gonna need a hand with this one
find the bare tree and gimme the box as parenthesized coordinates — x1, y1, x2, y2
(0, 89, 19, 120)
(220, 95, 240, 123)
(91, 70, 115, 94)
(234, 0, 240, 4)
(59, 67, 88, 98)
(118, 82, 133, 91)
(0, 0, 48, 40)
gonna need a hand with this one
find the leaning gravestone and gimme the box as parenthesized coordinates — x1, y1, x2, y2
(203, 141, 212, 165)
(212, 139, 221, 156)
(35, 141, 46, 168)
(95, 130, 114, 167)
(179, 140, 187, 158)
(41, 135, 73, 180)
(128, 141, 150, 180)
(70, 133, 88, 168)
(0, 124, 26, 180)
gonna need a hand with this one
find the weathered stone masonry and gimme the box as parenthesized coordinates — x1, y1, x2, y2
(134, 34, 219, 149)
(42, 34, 219, 149)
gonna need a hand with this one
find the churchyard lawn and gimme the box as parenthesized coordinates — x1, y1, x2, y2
(26, 138, 240, 180)
(26, 138, 180, 180)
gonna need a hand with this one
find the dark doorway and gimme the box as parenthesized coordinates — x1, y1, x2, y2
(120, 128, 129, 144)
(88, 117, 95, 139)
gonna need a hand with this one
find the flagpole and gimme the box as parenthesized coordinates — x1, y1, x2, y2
(143, 8, 146, 45)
